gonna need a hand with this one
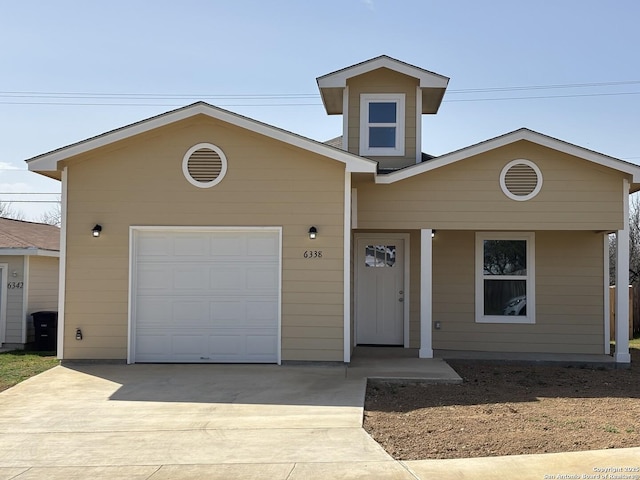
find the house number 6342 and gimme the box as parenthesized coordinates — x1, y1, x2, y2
(303, 250, 323, 258)
(7, 282, 23, 289)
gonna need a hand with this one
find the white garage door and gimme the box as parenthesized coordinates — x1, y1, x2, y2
(132, 228, 280, 363)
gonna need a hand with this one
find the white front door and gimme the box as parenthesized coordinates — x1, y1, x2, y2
(356, 237, 404, 345)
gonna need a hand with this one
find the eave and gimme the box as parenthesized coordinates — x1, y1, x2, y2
(317, 55, 449, 115)
(26, 102, 378, 176)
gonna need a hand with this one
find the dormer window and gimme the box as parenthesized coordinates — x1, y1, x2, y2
(360, 94, 405, 156)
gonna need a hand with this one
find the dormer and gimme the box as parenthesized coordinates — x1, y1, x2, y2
(317, 55, 449, 170)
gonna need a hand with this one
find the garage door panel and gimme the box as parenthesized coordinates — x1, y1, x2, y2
(173, 236, 209, 256)
(210, 235, 246, 256)
(137, 298, 172, 323)
(171, 334, 208, 356)
(247, 235, 279, 256)
(137, 266, 172, 290)
(137, 333, 171, 358)
(173, 267, 208, 290)
(245, 300, 278, 325)
(134, 229, 279, 363)
(138, 235, 173, 256)
(210, 267, 245, 290)
(247, 266, 279, 290)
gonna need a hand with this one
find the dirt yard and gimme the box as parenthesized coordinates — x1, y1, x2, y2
(364, 350, 640, 460)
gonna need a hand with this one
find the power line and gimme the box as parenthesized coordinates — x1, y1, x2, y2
(2, 79, 640, 98)
(0, 79, 639, 106)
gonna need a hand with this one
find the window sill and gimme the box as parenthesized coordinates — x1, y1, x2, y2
(476, 316, 535, 324)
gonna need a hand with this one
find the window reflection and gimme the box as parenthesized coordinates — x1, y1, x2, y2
(483, 279, 527, 316)
(365, 245, 396, 267)
(483, 240, 527, 275)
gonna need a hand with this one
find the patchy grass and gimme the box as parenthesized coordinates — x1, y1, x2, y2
(0, 350, 58, 393)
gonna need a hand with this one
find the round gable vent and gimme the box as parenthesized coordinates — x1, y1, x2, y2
(182, 143, 228, 188)
(500, 159, 542, 201)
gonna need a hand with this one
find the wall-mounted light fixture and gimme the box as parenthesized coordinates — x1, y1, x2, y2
(75, 328, 83, 340)
(431, 229, 437, 238)
(11, 270, 17, 277)
(92, 224, 102, 237)
(308, 226, 318, 240)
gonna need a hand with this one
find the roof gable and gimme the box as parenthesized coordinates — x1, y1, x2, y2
(376, 128, 640, 188)
(317, 55, 449, 115)
(26, 102, 377, 178)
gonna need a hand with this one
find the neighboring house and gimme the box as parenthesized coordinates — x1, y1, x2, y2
(26, 55, 638, 365)
(0, 217, 60, 349)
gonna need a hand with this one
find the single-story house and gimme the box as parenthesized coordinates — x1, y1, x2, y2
(0, 217, 60, 349)
(26, 55, 637, 364)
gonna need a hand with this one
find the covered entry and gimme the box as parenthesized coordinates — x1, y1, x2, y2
(130, 227, 281, 363)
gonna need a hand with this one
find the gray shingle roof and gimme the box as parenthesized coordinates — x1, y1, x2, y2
(0, 218, 60, 251)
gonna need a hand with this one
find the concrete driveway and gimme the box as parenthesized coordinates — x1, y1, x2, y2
(0, 364, 413, 479)
(2, 363, 639, 480)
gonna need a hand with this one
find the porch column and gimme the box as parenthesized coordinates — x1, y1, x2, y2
(615, 179, 631, 363)
(419, 229, 433, 358)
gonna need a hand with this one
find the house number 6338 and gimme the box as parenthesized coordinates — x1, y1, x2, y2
(303, 250, 323, 259)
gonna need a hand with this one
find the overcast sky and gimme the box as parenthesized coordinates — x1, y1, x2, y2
(1, 0, 639, 220)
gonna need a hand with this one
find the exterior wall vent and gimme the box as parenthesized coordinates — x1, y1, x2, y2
(500, 159, 542, 201)
(182, 143, 228, 188)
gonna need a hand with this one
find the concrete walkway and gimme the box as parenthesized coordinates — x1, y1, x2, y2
(0, 362, 638, 479)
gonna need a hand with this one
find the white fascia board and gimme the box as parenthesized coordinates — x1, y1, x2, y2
(377, 128, 640, 184)
(317, 56, 449, 89)
(26, 103, 377, 174)
(0, 248, 59, 257)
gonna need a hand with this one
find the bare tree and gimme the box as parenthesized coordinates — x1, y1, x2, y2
(38, 198, 61, 227)
(0, 201, 26, 221)
(610, 193, 640, 286)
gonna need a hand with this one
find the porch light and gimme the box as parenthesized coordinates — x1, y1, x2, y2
(431, 229, 437, 238)
(308, 226, 318, 240)
(92, 224, 102, 237)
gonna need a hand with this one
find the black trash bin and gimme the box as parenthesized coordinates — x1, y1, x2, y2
(32, 311, 58, 352)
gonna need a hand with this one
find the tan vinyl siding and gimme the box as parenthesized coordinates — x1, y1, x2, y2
(347, 68, 418, 169)
(27, 256, 59, 313)
(0, 256, 25, 344)
(356, 141, 625, 231)
(63, 116, 345, 361)
(432, 230, 605, 354)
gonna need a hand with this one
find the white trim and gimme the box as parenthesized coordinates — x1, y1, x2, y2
(499, 159, 543, 201)
(317, 55, 449, 89)
(615, 179, 631, 363)
(359, 94, 405, 156)
(376, 128, 640, 184)
(0, 248, 59, 257)
(342, 85, 349, 151)
(343, 173, 351, 363)
(56, 167, 67, 360)
(26, 102, 377, 175)
(182, 143, 228, 188)
(475, 232, 536, 324)
(419, 229, 433, 358)
(351, 188, 358, 229)
(127, 226, 283, 365)
(21, 256, 29, 344)
(416, 86, 422, 164)
(353, 232, 410, 347)
(0, 264, 7, 345)
(604, 233, 611, 355)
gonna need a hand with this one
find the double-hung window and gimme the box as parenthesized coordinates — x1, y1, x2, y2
(360, 93, 405, 156)
(475, 232, 535, 324)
